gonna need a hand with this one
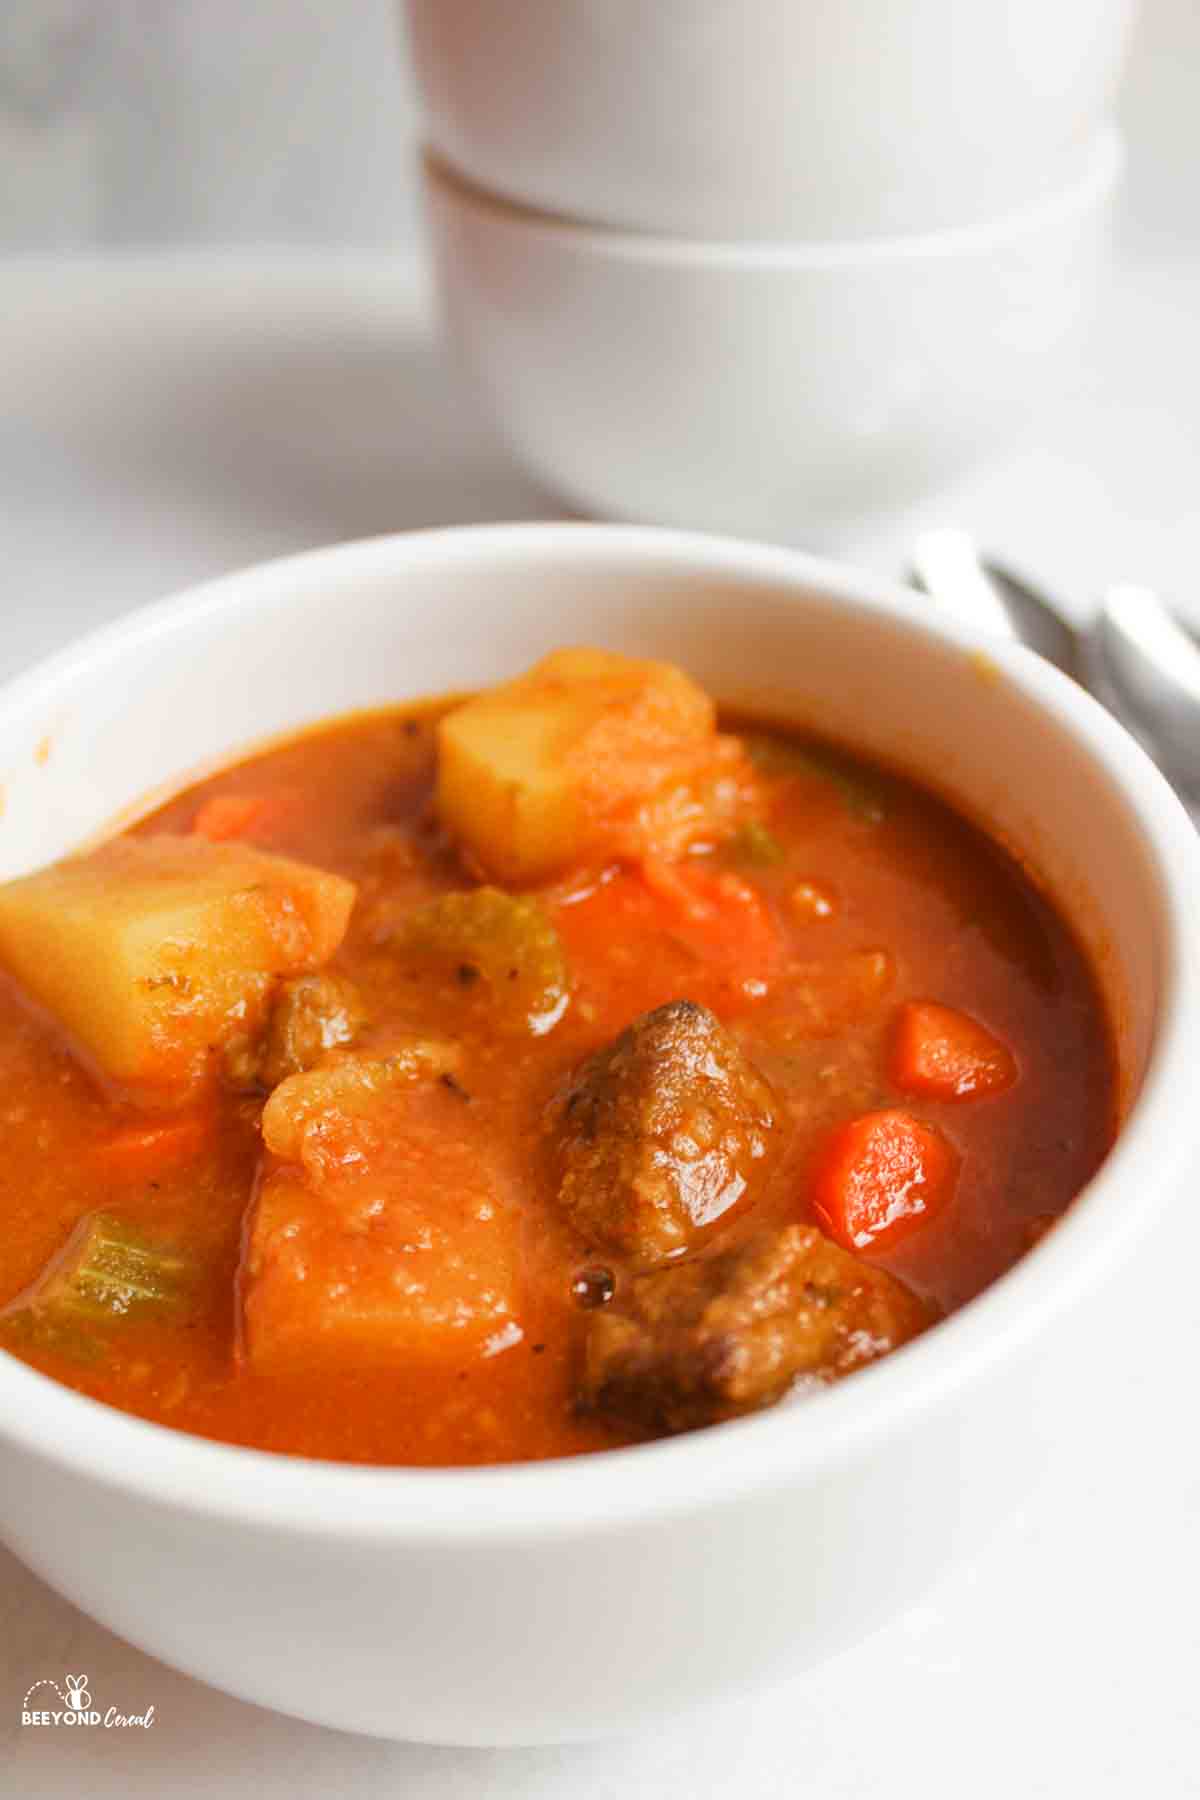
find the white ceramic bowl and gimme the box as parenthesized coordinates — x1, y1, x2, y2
(422, 134, 1122, 540)
(0, 524, 1197, 1746)
(402, 0, 1137, 241)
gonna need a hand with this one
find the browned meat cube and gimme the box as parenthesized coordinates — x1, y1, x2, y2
(555, 999, 780, 1264)
(258, 973, 366, 1087)
(224, 972, 366, 1092)
(579, 1223, 930, 1433)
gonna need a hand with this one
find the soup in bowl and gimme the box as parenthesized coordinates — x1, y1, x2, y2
(0, 525, 1195, 1743)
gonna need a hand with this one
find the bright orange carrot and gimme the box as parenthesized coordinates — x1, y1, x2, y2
(812, 1108, 959, 1251)
(890, 1001, 1018, 1102)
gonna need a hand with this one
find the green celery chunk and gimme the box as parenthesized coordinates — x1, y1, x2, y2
(400, 887, 570, 1036)
(0, 1212, 201, 1360)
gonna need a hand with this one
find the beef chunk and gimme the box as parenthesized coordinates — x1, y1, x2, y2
(579, 1224, 929, 1433)
(226, 972, 366, 1092)
(555, 1000, 781, 1264)
(258, 973, 366, 1087)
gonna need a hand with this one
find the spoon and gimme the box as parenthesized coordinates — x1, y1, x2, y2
(908, 529, 1083, 680)
(1092, 586, 1200, 798)
(909, 529, 1200, 811)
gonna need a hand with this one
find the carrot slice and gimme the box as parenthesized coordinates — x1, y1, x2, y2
(890, 1001, 1017, 1101)
(812, 1109, 959, 1251)
(95, 1115, 209, 1175)
(191, 793, 275, 842)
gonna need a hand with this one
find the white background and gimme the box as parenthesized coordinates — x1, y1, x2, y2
(0, 0, 1192, 257)
(2, 3, 1200, 1796)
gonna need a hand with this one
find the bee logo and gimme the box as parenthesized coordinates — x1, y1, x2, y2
(21, 1670, 152, 1728)
(65, 1675, 91, 1712)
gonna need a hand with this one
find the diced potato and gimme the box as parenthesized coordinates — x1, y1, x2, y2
(242, 1077, 521, 1371)
(436, 647, 757, 884)
(0, 835, 356, 1095)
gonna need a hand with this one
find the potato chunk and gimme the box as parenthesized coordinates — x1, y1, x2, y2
(0, 834, 356, 1094)
(436, 647, 758, 884)
(242, 1072, 521, 1372)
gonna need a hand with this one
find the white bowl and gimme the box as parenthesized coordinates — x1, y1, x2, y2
(0, 524, 1197, 1745)
(402, 0, 1137, 241)
(422, 134, 1122, 540)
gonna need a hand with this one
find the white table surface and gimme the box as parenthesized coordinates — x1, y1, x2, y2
(1, 250, 1199, 1799)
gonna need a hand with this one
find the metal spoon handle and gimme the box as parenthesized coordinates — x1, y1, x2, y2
(1095, 587, 1200, 782)
(909, 530, 1083, 679)
(909, 532, 1199, 829)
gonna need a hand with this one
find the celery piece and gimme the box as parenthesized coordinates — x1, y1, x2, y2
(2, 1212, 200, 1339)
(400, 887, 570, 1035)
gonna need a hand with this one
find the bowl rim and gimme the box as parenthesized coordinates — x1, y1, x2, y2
(0, 520, 1197, 1542)
(421, 127, 1123, 269)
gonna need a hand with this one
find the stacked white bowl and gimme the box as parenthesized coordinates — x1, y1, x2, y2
(404, 0, 1136, 538)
